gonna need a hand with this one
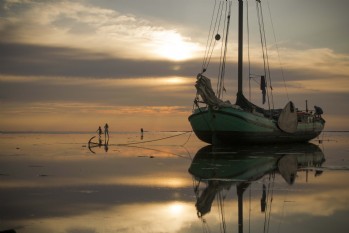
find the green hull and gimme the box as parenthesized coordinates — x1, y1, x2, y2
(189, 146, 279, 181)
(189, 143, 324, 181)
(188, 107, 325, 144)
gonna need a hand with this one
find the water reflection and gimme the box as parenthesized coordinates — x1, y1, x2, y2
(189, 143, 325, 233)
(88, 135, 109, 153)
(2, 132, 349, 233)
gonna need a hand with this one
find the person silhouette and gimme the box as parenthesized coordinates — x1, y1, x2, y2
(96, 126, 103, 139)
(104, 123, 109, 139)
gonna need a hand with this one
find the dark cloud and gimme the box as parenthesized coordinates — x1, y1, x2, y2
(1, 42, 338, 82)
(0, 42, 204, 78)
(0, 41, 345, 109)
(0, 76, 196, 106)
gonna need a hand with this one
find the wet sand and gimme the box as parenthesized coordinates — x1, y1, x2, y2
(0, 132, 348, 233)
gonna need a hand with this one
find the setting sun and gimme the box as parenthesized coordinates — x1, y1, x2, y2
(168, 202, 185, 216)
(164, 77, 188, 84)
(153, 31, 200, 61)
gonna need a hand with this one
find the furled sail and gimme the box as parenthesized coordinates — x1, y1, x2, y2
(195, 74, 233, 108)
(260, 75, 266, 104)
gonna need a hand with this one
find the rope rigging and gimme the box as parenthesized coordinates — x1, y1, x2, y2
(256, 0, 274, 110)
(200, 0, 232, 100)
(247, 0, 252, 101)
(246, 0, 290, 109)
(266, 0, 290, 101)
(202, 0, 226, 72)
(217, 1, 232, 99)
(200, 0, 289, 111)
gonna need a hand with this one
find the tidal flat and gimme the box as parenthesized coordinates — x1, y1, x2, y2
(0, 131, 348, 233)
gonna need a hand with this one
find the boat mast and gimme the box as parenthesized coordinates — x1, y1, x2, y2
(238, 0, 243, 95)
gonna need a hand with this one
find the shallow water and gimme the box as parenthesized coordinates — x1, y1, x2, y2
(0, 132, 348, 233)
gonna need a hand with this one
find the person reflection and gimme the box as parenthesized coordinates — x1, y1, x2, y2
(104, 138, 109, 152)
(98, 138, 102, 148)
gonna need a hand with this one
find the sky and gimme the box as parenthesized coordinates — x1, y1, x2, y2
(0, 0, 348, 132)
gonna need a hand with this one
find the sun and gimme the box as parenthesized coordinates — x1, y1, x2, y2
(153, 30, 200, 61)
(164, 77, 186, 85)
(168, 202, 185, 215)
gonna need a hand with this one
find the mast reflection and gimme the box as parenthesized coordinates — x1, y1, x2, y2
(188, 143, 325, 233)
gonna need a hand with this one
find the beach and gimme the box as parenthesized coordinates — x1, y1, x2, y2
(1, 132, 349, 233)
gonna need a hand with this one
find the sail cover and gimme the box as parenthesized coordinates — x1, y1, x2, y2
(195, 74, 232, 107)
(260, 75, 266, 104)
(278, 101, 298, 133)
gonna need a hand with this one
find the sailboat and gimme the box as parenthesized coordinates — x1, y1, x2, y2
(188, 0, 325, 145)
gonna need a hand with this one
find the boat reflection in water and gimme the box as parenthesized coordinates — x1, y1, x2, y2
(188, 143, 325, 233)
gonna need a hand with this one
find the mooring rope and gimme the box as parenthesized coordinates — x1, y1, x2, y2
(110, 131, 192, 146)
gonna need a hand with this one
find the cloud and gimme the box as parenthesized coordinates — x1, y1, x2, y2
(2, 0, 349, 74)
(0, 0, 202, 60)
(1, 0, 349, 132)
(0, 74, 195, 105)
(274, 47, 349, 76)
(0, 42, 203, 78)
(0, 73, 196, 131)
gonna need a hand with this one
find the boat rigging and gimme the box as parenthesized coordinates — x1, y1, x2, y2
(189, 0, 325, 145)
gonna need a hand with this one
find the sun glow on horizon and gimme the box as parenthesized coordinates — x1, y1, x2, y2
(168, 202, 185, 216)
(153, 31, 201, 61)
(163, 77, 189, 85)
